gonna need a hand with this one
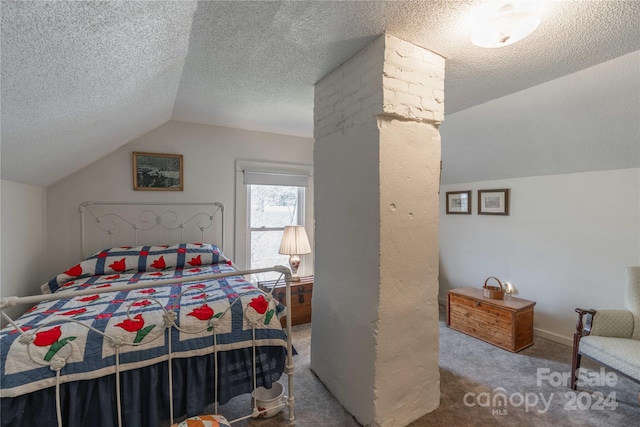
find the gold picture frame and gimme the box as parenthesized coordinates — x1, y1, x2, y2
(133, 152, 183, 191)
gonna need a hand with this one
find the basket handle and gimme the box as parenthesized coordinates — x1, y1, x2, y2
(483, 276, 503, 290)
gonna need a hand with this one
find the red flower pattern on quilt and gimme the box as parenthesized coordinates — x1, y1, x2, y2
(151, 256, 166, 270)
(248, 295, 268, 314)
(105, 275, 120, 280)
(77, 295, 100, 303)
(96, 313, 113, 320)
(140, 251, 149, 257)
(149, 272, 163, 277)
(188, 255, 202, 267)
(178, 247, 187, 254)
(115, 314, 155, 343)
(187, 304, 214, 321)
(64, 264, 82, 277)
(98, 251, 108, 258)
(33, 326, 61, 346)
(61, 308, 87, 316)
(109, 258, 126, 272)
(139, 288, 156, 294)
(248, 295, 275, 325)
(132, 300, 152, 307)
(189, 284, 206, 289)
(96, 284, 112, 288)
(33, 325, 77, 361)
(188, 268, 201, 273)
(115, 314, 145, 332)
(191, 294, 206, 300)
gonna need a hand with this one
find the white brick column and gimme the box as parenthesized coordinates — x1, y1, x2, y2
(311, 33, 444, 426)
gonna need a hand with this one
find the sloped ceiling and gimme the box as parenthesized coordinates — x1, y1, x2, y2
(1, 1, 639, 187)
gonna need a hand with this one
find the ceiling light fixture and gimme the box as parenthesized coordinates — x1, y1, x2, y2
(470, 2, 541, 48)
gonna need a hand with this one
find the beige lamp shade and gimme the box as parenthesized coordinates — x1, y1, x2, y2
(278, 226, 311, 255)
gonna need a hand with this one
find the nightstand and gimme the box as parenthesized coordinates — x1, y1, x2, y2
(258, 275, 313, 326)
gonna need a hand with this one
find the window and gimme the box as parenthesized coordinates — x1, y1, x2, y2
(248, 184, 304, 281)
(235, 164, 312, 283)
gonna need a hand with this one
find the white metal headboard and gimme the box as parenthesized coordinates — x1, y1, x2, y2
(79, 201, 225, 259)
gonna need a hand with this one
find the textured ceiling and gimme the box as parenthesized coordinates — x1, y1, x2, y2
(1, 1, 640, 187)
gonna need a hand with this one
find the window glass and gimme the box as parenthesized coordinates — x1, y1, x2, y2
(248, 184, 304, 282)
(249, 185, 300, 228)
(250, 230, 290, 275)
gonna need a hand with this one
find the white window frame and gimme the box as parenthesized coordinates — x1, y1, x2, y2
(235, 160, 314, 276)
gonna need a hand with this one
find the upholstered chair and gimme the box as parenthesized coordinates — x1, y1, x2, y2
(571, 266, 640, 389)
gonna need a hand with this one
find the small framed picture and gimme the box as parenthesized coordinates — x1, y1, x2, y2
(446, 191, 471, 214)
(478, 189, 510, 215)
(133, 152, 183, 191)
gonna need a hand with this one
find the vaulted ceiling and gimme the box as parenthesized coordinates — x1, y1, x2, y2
(2, 1, 639, 187)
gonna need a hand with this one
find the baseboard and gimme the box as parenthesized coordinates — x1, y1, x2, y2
(534, 328, 572, 347)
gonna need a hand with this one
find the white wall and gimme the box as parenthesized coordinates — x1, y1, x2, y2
(45, 120, 314, 278)
(439, 168, 640, 344)
(0, 180, 46, 324)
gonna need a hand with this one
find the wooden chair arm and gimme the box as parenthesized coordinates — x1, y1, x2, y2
(575, 308, 596, 337)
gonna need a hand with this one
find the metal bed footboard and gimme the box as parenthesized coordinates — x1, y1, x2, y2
(2, 200, 296, 426)
(0, 265, 296, 426)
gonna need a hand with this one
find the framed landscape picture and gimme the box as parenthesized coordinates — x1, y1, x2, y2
(446, 190, 471, 214)
(478, 189, 510, 215)
(133, 152, 183, 191)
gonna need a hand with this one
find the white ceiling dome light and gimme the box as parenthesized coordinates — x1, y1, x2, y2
(471, 2, 542, 48)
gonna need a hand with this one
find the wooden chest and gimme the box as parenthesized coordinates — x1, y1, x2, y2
(447, 287, 535, 352)
(258, 275, 313, 327)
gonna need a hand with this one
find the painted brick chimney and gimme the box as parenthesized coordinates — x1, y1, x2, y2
(312, 33, 444, 426)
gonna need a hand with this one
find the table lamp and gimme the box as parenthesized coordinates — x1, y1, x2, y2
(278, 225, 311, 281)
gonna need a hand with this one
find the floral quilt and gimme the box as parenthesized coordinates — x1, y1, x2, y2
(0, 244, 286, 398)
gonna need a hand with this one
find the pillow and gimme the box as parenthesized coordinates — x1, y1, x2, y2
(171, 414, 231, 427)
(42, 243, 229, 294)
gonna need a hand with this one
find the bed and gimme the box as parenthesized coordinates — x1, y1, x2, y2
(0, 201, 296, 427)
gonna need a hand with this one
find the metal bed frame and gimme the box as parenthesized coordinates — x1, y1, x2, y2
(0, 201, 296, 426)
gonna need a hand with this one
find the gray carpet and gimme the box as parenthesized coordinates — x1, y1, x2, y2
(169, 307, 640, 426)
